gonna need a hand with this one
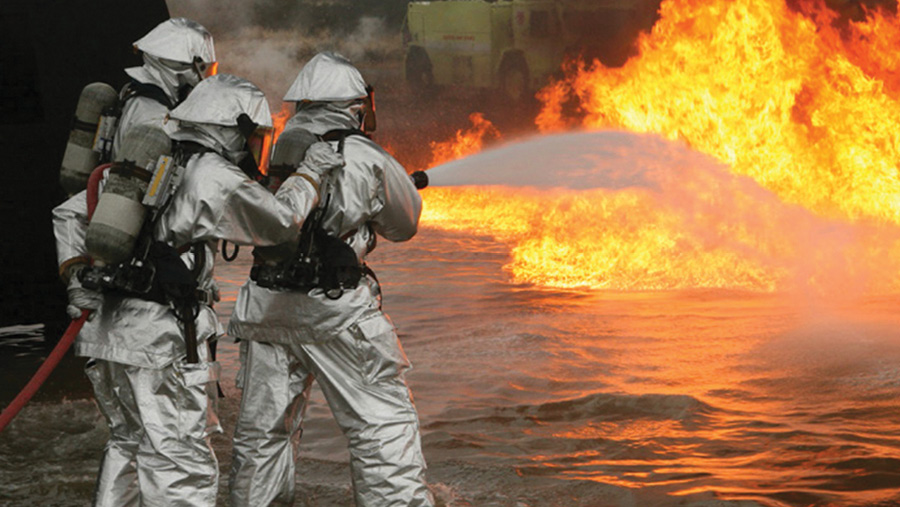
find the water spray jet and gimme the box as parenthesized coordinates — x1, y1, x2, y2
(417, 129, 712, 190)
(417, 129, 900, 293)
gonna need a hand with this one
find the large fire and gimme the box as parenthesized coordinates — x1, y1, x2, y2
(420, 0, 900, 293)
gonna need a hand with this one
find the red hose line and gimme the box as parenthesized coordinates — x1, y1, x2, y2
(87, 163, 111, 219)
(0, 163, 108, 433)
(0, 311, 89, 433)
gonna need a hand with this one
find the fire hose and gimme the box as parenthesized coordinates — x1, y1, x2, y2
(0, 164, 110, 434)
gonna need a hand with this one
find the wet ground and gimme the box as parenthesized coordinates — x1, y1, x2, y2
(4, 229, 900, 506)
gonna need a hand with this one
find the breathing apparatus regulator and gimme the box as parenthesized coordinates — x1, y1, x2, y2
(59, 83, 122, 195)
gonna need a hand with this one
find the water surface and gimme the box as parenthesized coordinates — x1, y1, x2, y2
(3, 229, 900, 506)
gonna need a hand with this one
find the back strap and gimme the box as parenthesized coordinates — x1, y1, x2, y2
(321, 128, 368, 154)
(173, 140, 214, 166)
(125, 81, 175, 109)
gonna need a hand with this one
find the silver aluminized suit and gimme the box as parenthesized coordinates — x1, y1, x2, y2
(228, 53, 433, 507)
(114, 18, 215, 158)
(53, 75, 324, 507)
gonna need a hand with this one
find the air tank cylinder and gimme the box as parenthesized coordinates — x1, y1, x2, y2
(267, 127, 319, 193)
(59, 82, 118, 195)
(85, 124, 171, 266)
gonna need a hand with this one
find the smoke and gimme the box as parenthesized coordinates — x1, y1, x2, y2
(166, 1, 402, 109)
(340, 16, 399, 62)
(166, 0, 255, 32)
(210, 28, 308, 109)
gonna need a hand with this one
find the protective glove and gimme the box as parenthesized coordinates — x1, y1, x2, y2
(66, 265, 102, 320)
(294, 141, 344, 185)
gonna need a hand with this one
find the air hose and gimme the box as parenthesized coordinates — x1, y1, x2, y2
(0, 163, 109, 433)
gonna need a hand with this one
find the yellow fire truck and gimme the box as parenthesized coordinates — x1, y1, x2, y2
(402, 0, 656, 101)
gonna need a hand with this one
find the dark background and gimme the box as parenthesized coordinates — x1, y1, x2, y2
(0, 0, 171, 338)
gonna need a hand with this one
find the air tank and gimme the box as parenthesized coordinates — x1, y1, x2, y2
(267, 127, 319, 193)
(85, 124, 171, 266)
(59, 82, 119, 195)
(252, 128, 320, 264)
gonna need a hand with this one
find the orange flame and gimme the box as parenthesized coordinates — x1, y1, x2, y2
(261, 103, 293, 175)
(538, 0, 900, 223)
(429, 112, 501, 167)
(420, 0, 900, 293)
(205, 61, 219, 78)
(423, 186, 780, 291)
(271, 102, 293, 146)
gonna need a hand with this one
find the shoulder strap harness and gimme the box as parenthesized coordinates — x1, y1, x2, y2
(249, 128, 374, 299)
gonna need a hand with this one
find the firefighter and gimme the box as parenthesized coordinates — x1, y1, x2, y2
(52, 74, 342, 507)
(227, 52, 434, 506)
(58, 18, 215, 200)
(113, 17, 217, 158)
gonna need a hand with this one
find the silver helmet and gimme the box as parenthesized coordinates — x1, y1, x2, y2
(283, 51, 367, 103)
(134, 18, 215, 69)
(167, 74, 273, 163)
(126, 18, 217, 102)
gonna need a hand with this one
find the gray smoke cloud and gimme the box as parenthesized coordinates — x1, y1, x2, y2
(166, 1, 402, 108)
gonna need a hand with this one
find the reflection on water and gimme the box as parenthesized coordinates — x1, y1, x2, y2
(371, 229, 900, 506)
(0, 325, 93, 407)
(3, 229, 900, 506)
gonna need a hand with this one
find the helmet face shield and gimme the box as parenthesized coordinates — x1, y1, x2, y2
(157, 56, 217, 82)
(190, 56, 217, 81)
(158, 57, 193, 72)
(201, 61, 219, 78)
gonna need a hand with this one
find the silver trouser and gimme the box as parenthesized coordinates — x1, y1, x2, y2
(229, 315, 434, 507)
(85, 358, 222, 507)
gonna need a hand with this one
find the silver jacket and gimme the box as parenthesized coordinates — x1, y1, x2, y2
(111, 94, 168, 159)
(53, 152, 320, 368)
(115, 55, 181, 158)
(229, 104, 422, 343)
